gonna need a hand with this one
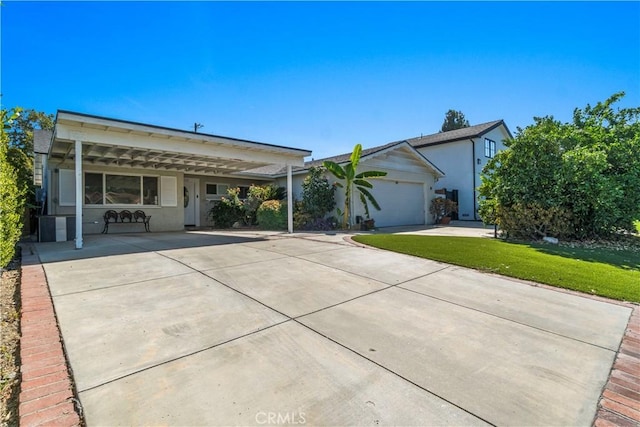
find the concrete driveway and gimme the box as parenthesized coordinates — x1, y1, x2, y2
(36, 230, 631, 426)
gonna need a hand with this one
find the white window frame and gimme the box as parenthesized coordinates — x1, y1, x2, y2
(205, 182, 229, 201)
(82, 171, 161, 207)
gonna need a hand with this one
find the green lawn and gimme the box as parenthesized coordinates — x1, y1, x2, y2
(352, 235, 640, 303)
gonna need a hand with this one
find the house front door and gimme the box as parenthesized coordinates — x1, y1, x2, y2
(183, 178, 199, 226)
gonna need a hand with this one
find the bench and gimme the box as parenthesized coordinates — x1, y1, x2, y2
(102, 210, 151, 234)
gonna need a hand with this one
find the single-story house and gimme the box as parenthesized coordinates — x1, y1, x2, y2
(406, 120, 512, 220)
(35, 111, 509, 247)
(36, 111, 311, 247)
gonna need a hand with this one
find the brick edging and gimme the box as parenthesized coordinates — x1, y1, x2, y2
(18, 242, 83, 427)
(594, 306, 640, 427)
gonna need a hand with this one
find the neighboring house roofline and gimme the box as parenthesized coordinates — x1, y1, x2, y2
(250, 140, 445, 178)
(55, 110, 312, 156)
(407, 119, 513, 149)
(33, 129, 54, 154)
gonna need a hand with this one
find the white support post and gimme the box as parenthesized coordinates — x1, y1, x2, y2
(74, 139, 83, 249)
(287, 164, 293, 233)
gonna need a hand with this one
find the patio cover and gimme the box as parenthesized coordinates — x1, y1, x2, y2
(50, 111, 312, 248)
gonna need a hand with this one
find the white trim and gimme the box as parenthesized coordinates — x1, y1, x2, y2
(287, 165, 293, 233)
(161, 176, 178, 207)
(84, 171, 160, 207)
(56, 111, 312, 158)
(74, 140, 83, 249)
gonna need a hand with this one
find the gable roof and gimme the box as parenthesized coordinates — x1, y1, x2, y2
(406, 119, 512, 149)
(303, 140, 407, 169)
(244, 140, 444, 178)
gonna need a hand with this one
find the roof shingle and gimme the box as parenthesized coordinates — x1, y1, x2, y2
(406, 120, 509, 148)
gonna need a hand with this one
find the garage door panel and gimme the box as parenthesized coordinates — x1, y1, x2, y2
(369, 180, 424, 227)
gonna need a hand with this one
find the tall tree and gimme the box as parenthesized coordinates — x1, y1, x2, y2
(323, 144, 387, 229)
(440, 109, 470, 132)
(6, 109, 54, 203)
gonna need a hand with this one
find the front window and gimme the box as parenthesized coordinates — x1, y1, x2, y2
(106, 175, 140, 204)
(84, 172, 159, 206)
(143, 177, 159, 205)
(85, 173, 104, 204)
(484, 138, 496, 158)
(206, 183, 229, 200)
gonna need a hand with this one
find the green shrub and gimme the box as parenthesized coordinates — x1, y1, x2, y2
(498, 203, 574, 240)
(479, 92, 640, 239)
(301, 167, 336, 219)
(244, 183, 285, 225)
(257, 200, 287, 230)
(208, 187, 244, 228)
(1, 109, 25, 267)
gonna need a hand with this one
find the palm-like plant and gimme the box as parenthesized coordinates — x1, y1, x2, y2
(323, 144, 387, 229)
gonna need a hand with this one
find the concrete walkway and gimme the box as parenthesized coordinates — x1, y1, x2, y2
(31, 229, 633, 426)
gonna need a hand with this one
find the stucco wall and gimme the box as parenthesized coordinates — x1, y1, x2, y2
(417, 126, 510, 220)
(417, 140, 475, 219)
(49, 163, 184, 234)
(49, 163, 280, 233)
(277, 154, 438, 228)
(186, 175, 273, 227)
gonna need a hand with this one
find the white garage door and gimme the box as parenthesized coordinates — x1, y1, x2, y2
(368, 180, 425, 227)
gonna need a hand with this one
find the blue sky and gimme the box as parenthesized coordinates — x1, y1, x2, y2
(2, 1, 639, 159)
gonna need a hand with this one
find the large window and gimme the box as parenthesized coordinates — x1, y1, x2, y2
(84, 173, 158, 206)
(484, 138, 496, 158)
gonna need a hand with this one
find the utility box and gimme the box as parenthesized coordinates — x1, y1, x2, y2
(38, 216, 75, 242)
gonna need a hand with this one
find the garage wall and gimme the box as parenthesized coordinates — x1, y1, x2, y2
(365, 180, 425, 227)
(281, 153, 439, 228)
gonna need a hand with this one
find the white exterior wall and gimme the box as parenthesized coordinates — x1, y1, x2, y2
(417, 140, 476, 219)
(472, 126, 510, 219)
(279, 153, 439, 228)
(49, 165, 278, 233)
(417, 126, 510, 220)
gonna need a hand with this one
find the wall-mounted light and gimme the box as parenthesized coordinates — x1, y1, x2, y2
(477, 158, 481, 165)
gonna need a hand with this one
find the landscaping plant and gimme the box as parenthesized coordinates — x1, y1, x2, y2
(0, 109, 25, 268)
(256, 199, 287, 230)
(294, 166, 336, 230)
(207, 187, 244, 228)
(429, 197, 458, 223)
(479, 92, 640, 240)
(244, 183, 285, 225)
(323, 144, 387, 229)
